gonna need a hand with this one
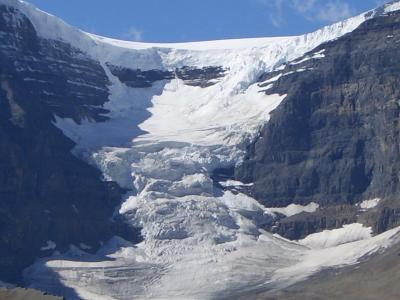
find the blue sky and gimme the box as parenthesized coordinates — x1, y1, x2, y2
(28, 0, 387, 42)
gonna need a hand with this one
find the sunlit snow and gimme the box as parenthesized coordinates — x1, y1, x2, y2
(298, 223, 373, 249)
(267, 202, 320, 217)
(7, 0, 400, 298)
(358, 198, 381, 210)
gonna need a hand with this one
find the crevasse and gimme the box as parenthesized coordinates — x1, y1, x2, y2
(15, 0, 400, 298)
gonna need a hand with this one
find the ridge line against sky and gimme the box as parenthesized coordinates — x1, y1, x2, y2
(27, 0, 388, 43)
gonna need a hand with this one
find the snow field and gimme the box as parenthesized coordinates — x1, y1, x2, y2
(7, 0, 400, 298)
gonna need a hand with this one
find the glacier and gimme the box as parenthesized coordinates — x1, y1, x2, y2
(2, 0, 399, 298)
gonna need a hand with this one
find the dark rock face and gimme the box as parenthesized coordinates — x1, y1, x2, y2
(0, 5, 140, 283)
(236, 12, 400, 238)
(108, 64, 226, 88)
(175, 66, 226, 87)
(107, 64, 173, 88)
(273, 205, 358, 240)
(360, 198, 400, 234)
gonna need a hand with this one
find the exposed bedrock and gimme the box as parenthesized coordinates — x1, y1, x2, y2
(107, 64, 226, 88)
(236, 11, 400, 239)
(0, 5, 141, 283)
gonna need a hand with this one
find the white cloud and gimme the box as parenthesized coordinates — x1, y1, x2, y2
(123, 27, 143, 42)
(257, 0, 285, 27)
(292, 0, 317, 13)
(257, 0, 356, 27)
(291, 0, 354, 23)
(257, 0, 357, 27)
(316, 1, 353, 22)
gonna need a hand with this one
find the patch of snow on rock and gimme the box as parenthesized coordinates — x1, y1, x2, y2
(79, 243, 92, 250)
(298, 223, 373, 249)
(12, 0, 400, 298)
(219, 180, 254, 187)
(385, 1, 400, 14)
(40, 240, 56, 251)
(267, 202, 320, 217)
(290, 49, 326, 65)
(358, 198, 381, 210)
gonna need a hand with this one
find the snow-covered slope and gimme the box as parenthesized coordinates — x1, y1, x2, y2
(0, 0, 381, 70)
(3, 0, 400, 298)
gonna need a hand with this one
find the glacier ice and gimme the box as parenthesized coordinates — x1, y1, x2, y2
(4, 0, 399, 298)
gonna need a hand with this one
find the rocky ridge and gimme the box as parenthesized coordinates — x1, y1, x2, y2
(236, 9, 400, 239)
(0, 3, 140, 283)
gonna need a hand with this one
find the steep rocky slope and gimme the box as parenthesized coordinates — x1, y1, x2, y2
(236, 9, 400, 239)
(0, 4, 140, 283)
(1, 0, 400, 299)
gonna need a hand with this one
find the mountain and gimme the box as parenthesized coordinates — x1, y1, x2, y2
(0, 0, 142, 284)
(236, 4, 400, 240)
(1, 0, 400, 299)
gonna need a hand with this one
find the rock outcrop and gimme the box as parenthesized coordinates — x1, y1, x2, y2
(0, 4, 140, 283)
(107, 64, 226, 88)
(236, 11, 400, 239)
